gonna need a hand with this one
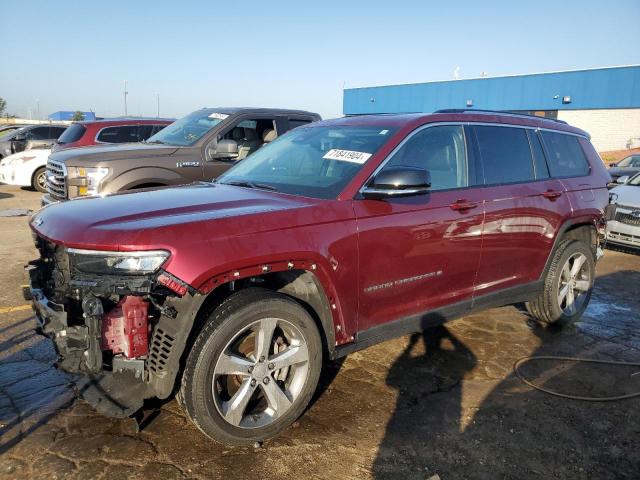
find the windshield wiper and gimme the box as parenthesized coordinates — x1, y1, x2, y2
(144, 139, 167, 145)
(222, 180, 278, 191)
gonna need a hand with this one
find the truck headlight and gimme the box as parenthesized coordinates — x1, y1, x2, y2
(67, 248, 170, 275)
(74, 167, 109, 196)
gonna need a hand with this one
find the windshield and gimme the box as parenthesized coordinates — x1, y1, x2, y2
(617, 156, 640, 167)
(145, 110, 227, 146)
(217, 125, 397, 199)
(0, 126, 23, 139)
(627, 172, 640, 186)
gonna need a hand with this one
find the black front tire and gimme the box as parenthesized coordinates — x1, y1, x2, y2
(180, 288, 322, 445)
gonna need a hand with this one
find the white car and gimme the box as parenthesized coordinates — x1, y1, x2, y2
(0, 148, 50, 193)
(607, 172, 640, 249)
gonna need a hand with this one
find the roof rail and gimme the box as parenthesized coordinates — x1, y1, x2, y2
(434, 109, 568, 125)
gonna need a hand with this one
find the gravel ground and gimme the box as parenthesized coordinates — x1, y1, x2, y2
(0, 184, 638, 480)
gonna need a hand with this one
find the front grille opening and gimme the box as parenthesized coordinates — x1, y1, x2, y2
(615, 211, 640, 226)
(148, 328, 176, 374)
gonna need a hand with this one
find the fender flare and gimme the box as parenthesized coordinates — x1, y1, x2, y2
(539, 216, 599, 281)
(196, 257, 347, 346)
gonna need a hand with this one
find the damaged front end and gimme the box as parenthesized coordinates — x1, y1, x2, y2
(26, 236, 203, 418)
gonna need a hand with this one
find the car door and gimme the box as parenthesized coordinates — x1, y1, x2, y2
(354, 124, 485, 331)
(470, 125, 572, 298)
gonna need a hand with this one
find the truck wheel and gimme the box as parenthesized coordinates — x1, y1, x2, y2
(526, 239, 595, 325)
(180, 288, 322, 445)
(32, 167, 47, 193)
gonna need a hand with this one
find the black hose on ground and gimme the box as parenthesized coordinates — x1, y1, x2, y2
(514, 356, 640, 402)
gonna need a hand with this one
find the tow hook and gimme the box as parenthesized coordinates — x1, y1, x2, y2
(81, 295, 104, 372)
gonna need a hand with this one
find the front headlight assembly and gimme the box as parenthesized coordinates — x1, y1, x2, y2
(73, 166, 109, 196)
(67, 248, 170, 275)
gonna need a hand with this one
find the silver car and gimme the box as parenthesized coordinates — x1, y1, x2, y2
(607, 172, 640, 249)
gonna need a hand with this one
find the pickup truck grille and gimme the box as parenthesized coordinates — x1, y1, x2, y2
(614, 205, 640, 226)
(46, 159, 67, 199)
(615, 211, 640, 226)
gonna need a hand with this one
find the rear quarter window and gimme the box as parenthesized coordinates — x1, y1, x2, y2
(474, 125, 535, 184)
(541, 131, 590, 177)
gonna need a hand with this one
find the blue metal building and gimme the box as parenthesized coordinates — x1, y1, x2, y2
(343, 65, 640, 152)
(48, 111, 97, 121)
(343, 65, 640, 115)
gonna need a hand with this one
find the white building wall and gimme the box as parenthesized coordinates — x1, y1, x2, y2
(556, 108, 640, 152)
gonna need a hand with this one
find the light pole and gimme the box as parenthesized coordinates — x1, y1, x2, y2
(123, 80, 128, 116)
(156, 93, 160, 118)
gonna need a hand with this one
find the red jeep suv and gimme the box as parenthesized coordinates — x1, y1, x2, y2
(52, 118, 173, 151)
(27, 110, 610, 445)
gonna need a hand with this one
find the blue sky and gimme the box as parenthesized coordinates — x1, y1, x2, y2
(1, 0, 639, 120)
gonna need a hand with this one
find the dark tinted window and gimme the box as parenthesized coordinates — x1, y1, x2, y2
(26, 127, 50, 140)
(50, 127, 67, 139)
(137, 125, 155, 140)
(384, 125, 468, 190)
(151, 124, 166, 135)
(97, 125, 140, 143)
(527, 130, 549, 179)
(57, 124, 86, 144)
(289, 119, 312, 130)
(475, 126, 534, 184)
(541, 131, 590, 177)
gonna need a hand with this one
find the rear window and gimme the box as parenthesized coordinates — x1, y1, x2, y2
(474, 126, 535, 184)
(57, 124, 87, 144)
(541, 131, 590, 177)
(97, 125, 140, 143)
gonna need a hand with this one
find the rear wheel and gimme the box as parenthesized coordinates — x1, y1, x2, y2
(526, 239, 595, 325)
(180, 288, 322, 445)
(32, 167, 47, 193)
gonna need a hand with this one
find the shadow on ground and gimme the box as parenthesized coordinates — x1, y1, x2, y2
(373, 270, 640, 480)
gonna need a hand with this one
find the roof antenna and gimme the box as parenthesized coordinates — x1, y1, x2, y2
(453, 66, 460, 80)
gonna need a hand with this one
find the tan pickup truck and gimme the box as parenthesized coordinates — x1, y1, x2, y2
(43, 107, 320, 204)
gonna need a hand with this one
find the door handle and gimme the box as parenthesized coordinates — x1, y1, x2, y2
(542, 190, 562, 200)
(449, 199, 479, 211)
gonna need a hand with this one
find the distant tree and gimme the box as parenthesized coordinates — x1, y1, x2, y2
(71, 111, 85, 121)
(0, 97, 6, 117)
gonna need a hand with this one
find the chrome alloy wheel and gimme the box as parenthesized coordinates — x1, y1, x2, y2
(36, 171, 46, 190)
(557, 252, 591, 316)
(212, 317, 310, 429)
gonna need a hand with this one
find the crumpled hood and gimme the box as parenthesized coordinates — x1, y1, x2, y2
(48, 142, 179, 166)
(31, 183, 318, 251)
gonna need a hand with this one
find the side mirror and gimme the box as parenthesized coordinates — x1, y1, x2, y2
(207, 139, 239, 161)
(12, 134, 26, 142)
(617, 175, 630, 184)
(362, 166, 431, 199)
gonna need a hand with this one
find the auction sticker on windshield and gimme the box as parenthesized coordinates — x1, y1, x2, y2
(208, 113, 229, 120)
(323, 149, 372, 164)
